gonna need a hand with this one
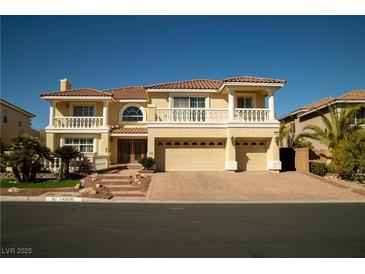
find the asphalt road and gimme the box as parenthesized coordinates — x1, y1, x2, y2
(1, 202, 365, 258)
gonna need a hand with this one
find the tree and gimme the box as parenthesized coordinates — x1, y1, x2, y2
(279, 122, 313, 149)
(298, 105, 365, 150)
(331, 130, 365, 183)
(1, 135, 52, 182)
(53, 146, 82, 181)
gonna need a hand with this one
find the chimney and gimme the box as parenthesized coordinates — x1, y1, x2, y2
(60, 78, 72, 91)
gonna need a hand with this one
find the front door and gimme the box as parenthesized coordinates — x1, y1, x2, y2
(118, 139, 147, 164)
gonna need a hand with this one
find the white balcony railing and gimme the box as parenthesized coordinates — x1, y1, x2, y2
(53, 117, 104, 128)
(235, 108, 269, 122)
(155, 108, 270, 123)
(156, 108, 228, 123)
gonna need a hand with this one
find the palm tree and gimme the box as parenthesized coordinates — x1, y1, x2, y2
(2, 135, 52, 182)
(298, 105, 365, 150)
(279, 123, 290, 147)
(53, 146, 82, 181)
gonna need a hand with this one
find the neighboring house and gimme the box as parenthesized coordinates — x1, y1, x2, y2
(0, 99, 40, 147)
(40, 76, 286, 172)
(280, 89, 365, 151)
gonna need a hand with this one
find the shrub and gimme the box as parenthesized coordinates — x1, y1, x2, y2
(77, 157, 93, 175)
(310, 162, 329, 177)
(331, 132, 365, 183)
(138, 156, 156, 170)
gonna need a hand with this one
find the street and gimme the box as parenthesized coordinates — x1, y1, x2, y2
(1, 202, 365, 257)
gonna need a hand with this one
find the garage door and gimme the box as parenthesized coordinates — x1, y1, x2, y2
(156, 140, 225, 171)
(236, 141, 267, 171)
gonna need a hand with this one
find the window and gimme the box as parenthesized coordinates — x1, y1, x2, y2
(237, 97, 253, 108)
(2, 108, 8, 123)
(17, 115, 22, 127)
(122, 106, 143, 122)
(64, 138, 94, 153)
(355, 107, 365, 124)
(173, 97, 205, 108)
(73, 106, 94, 117)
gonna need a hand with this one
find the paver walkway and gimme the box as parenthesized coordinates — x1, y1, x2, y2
(146, 171, 365, 201)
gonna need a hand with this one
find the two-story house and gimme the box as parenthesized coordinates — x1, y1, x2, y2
(0, 99, 40, 148)
(41, 76, 286, 172)
(280, 89, 365, 152)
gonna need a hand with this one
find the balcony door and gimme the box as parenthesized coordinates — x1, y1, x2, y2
(117, 139, 147, 164)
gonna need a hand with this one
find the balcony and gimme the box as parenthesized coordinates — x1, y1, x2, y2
(53, 117, 104, 129)
(154, 108, 270, 123)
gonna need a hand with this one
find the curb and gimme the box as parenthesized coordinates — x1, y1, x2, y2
(1, 195, 365, 204)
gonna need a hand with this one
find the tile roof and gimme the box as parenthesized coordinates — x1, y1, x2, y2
(147, 79, 223, 90)
(41, 88, 111, 97)
(224, 76, 286, 84)
(40, 75, 286, 99)
(338, 89, 365, 100)
(102, 86, 147, 100)
(110, 127, 148, 134)
(280, 89, 365, 120)
(302, 97, 335, 110)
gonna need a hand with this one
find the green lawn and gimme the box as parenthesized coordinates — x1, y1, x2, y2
(0, 178, 80, 189)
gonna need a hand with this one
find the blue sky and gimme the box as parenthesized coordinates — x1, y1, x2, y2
(2, 16, 365, 129)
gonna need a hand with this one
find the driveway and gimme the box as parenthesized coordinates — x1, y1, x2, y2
(147, 171, 365, 201)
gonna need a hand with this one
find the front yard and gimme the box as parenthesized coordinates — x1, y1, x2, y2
(0, 178, 80, 189)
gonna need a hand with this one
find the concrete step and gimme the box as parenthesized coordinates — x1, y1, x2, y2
(101, 174, 132, 179)
(112, 190, 146, 197)
(127, 164, 143, 170)
(100, 178, 131, 184)
(105, 184, 140, 191)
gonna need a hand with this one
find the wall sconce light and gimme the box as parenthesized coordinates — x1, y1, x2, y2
(66, 103, 69, 109)
(231, 135, 235, 145)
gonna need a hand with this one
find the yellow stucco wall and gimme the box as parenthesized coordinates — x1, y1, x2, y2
(0, 101, 39, 146)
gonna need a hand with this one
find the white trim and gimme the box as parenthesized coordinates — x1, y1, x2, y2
(42, 96, 112, 100)
(60, 134, 97, 153)
(45, 128, 109, 133)
(267, 160, 282, 171)
(146, 89, 219, 93)
(110, 133, 148, 137)
(119, 103, 146, 123)
(169, 94, 209, 109)
(225, 160, 238, 171)
(147, 122, 280, 128)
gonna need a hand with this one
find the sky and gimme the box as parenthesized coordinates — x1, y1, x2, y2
(1, 16, 365, 129)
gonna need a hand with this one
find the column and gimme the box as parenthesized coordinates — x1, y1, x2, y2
(147, 136, 155, 159)
(228, 88, 235, 120)
(146, 104, 156, 121)
(266, 133, 281, 172)
(49, 101, 55, 127)
(102, 101, 109, 127)
(225, 130, 237, 171)
(268, 90, 275, 120)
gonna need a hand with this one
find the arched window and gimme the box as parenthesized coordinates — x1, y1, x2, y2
(122, 106, 143, 122)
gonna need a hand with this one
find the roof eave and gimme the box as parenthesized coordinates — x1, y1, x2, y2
(219, 82, 285, 92)
(41, 95, 113, 101)
(297, 99, 365, 118)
